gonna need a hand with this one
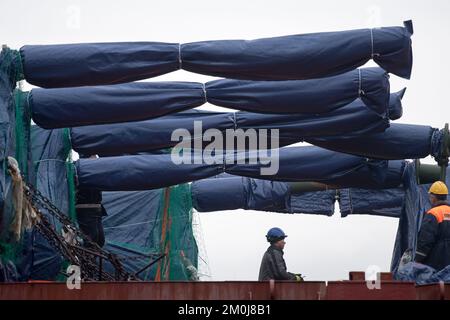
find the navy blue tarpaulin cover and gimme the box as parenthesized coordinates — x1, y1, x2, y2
(191, 174, 335, 215)
(0, 55, 14, 220)
(339, 187, 405, 218)
(395, 262, 450, 284)
(70, 89, 405, 157)
(101, 188, 198, 281)
(0, 48, 24, 282)
(20, 21, 413, 88)
(31, 82, 205, 129)
(389, 163, 450, 272)
(0, 48, 22, 222)
(19, 126, 71, 280)
(205, 68, 389, 115)
(75, 146, 403, 191)
(30, 68, 389, 129)
(101, 190, 166, 280)
(307, 123, 442, 160)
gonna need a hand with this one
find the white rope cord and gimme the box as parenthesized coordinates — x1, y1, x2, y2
(178, 43, 182, 69)
(222, 151, 227, 173)
(358, 69, 365, 96)
(370, 28, 380, 58)
(7, 156, 40, 240)
(202, 83, 207, 103)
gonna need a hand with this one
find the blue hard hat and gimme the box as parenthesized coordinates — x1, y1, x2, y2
(266, 227, 287, 242)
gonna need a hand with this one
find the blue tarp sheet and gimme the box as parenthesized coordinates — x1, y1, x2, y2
(20, 21, 413, 88)
(102, 188, 198, 281)
(22, 126, 70, 280)
(0, 48, 20, 226)
(192, 172, 408, 218)
(0, 48, 26, 282)
(75, 146, 403, 191)
(390, 164, 450, 272)
(339, 187, 405, 218)
(395, 262, 450, 284)
(307, 123, 442, 160)
(0, 58, 13, 225)
(70, 89, 406, 157)
(21, 126, 198, 280)
(191, 174, 335, 215)
(31, 68, 390, 129)
(101, 190, 165, 280)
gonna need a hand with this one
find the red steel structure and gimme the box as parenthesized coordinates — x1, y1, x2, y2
(0, 276, 448, 300)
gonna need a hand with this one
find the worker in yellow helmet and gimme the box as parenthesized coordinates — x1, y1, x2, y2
(415, 181, 450, 270)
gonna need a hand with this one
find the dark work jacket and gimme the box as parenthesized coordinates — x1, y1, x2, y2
(415, 203, 450, 271)
(76, 188, 107, 217)
(258, 245, 296, 281)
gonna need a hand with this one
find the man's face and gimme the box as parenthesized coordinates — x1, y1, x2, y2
(429, 194, 437, 205)
(275, 238, 286, 250)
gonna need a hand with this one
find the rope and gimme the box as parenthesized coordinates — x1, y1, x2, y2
(178, 43, 182, 69)
(232, 112, 237, 130)
(358, 69, 365, 96)
(155, 188, 171, 281)
(202, 83, 207, 103)
(370, 28, 380, 58)
(7, 157, 40, 241)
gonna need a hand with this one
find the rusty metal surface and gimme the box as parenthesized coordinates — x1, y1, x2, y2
(379, 273, 393, 281)
(348, 271, 393, 281)
(271, 282, 326, 300)
(325, 281, 417, 300)
(0, 282, 272, 300)
(2, 280, 445, 300)
(349, 272, 365, 281)
(416, 283, 450, 300)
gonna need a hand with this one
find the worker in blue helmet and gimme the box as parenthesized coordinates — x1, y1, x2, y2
(258, 227, 303, 281)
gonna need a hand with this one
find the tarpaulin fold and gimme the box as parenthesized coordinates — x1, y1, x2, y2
(101, 188, 198, 281)
(339, 187, 405, 218)
(191, 174, 335, 215)
(192, 173, 409, 218)
(389, 163, 450, 272)
(30, 82, 206, 129)
(30, 68, 390, 129)
(394, 262, 450, 284)
(0, 48, 25, 282)
(21, 21, 413, 88)
(75, 146, 403, 191)
(307, 123, 441, 160)
(0, 48, 21, 222)
(181, 21, 413, 81)
(22, 127, 71, 280)
(21, 42, 180, 88)
(205, 68, 389, 115)
(191, 171, 412, 218)
(70, 89, 406, 157)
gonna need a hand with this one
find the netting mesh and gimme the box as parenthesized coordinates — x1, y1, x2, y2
(156, 184, 198, 280)
(0, 48, 25, 267)
(0, 47, 23, 87)
(14, 89, 31, 179)
(64, 131, 77, 224)
(102, 184, 199, 281)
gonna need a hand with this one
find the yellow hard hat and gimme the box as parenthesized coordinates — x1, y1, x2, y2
(428, 181, 449, 195)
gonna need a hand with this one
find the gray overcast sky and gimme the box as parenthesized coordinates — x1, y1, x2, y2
(1, 0, 449, 281)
